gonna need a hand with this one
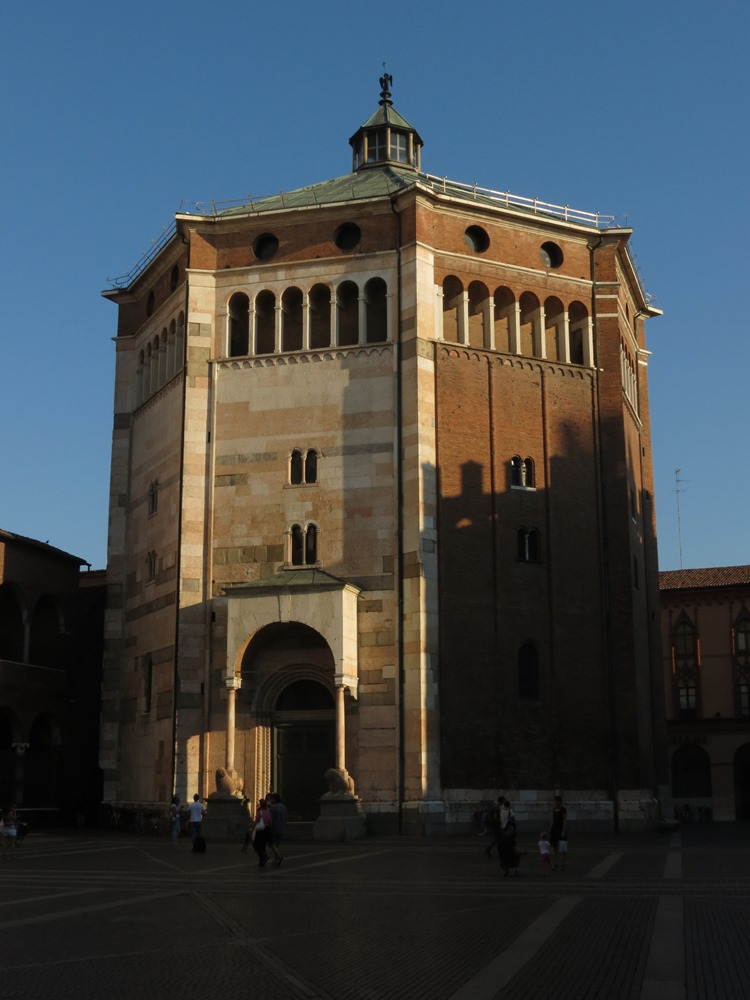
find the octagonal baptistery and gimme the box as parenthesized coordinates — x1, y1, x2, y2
(100, 74, 666, 836)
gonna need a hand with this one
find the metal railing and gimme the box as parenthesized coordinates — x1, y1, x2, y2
(104, 172, 646, 293)
(106, 221, 177, 289)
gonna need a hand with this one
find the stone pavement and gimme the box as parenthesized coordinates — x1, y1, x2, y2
(0, 823, 749, 999)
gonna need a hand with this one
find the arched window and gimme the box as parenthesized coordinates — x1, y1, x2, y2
(544, 297, 565, 362)
(309, 284, 331, 349)
(442, 276, 463, 344)
(673, 618, 699, 719)
(511, 456, 535, 489)
(468, 281, 490, 349)
(734, 615, 750, 717)
(176, 312, 185, 370)
(290, 450, 303, 485)
(158, 329, 168, 385)
(517, 528, 540, 563)
(146, 551, 157, 582)
(493, 286, 516, 353)
(167, 319, 176, 375)
(364, 278, 388, 343)
(305, 524, 318, 565)
(518, 643, 539, 700)
(289, 449, 318, 485)
(289, 524, 318, 566)
(519, 292, 541, 357)
(136, 350, 145, 405)
(282, 286, 303, 352)
(290, 525, 304, 566)
(148, 480, 159, 516)
(228, 293, 250, 357)
(304, 450, 318, 484)
(255, 290, 276, 355)
(337, 281, 359, 346)
(569, 301, 589, 366)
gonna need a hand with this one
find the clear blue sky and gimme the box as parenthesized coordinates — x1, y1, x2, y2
(2, 0, 747, 571)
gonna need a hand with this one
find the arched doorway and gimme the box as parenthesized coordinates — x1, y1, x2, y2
(274, 679, 335, 821)
(240, 621, 338, 822)
(734, 744, 750, 819)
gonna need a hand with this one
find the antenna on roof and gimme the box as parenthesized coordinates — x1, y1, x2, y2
(674, 468, 689, 569)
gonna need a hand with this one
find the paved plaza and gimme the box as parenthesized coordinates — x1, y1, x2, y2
(0, 823, 748, 999)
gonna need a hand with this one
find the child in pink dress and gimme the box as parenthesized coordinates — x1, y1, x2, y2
(538, 831, 552, 875)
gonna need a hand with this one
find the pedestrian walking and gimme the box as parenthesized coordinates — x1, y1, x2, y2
(251, 798, 272, 868)
(482, 797, 504, 857)
(168, 795, 181, 842)
(1, 806, 18, 860)
(498, 816, 520, 876)
(550, 795, 568, 871)
(267, 792, 287, 868)
(538, 831, 553, 875)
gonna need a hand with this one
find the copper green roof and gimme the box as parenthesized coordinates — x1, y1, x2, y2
(216, 165, 615, 230)
(361, 104, 414, 131)
(219, 165, 420, 217)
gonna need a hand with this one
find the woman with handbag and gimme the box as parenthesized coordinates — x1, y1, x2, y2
(251, 798, 272, 868)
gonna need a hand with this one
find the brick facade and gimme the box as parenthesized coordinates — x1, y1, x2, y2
(101, 89, 665, 833)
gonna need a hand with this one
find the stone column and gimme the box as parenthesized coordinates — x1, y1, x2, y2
(226, 677, 241, 772)
(335, 684, 346, 772)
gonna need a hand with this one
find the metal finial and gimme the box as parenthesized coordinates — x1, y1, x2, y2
(379, 70, 393, 106)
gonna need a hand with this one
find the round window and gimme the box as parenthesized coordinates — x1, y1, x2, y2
(253, 233, 279, 262)
(464, 225, 490, 253)
(540, 241, 564, 268)
(334, 223, 362, 252)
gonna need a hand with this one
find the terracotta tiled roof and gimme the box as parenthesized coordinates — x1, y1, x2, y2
(0, 528, 86, 564)
(659, 566, 750, 591)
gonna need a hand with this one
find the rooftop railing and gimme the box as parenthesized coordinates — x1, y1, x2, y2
(105, 173, 646, 294)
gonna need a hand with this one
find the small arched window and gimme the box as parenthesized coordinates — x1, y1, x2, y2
(304, 450, 318, 484)
(148, 480, 159, 516)
(289, 524, 318, 566)
(511, 456, 535, 489)
(291, 525, 304, 566)
(146, 551, 157, 582)
(290, 450, 303, 485)
(228, 293, 250, 357)
(289, 449, 318, 485)
(305, 524, 318, 565)
(517, 528, 540, 563)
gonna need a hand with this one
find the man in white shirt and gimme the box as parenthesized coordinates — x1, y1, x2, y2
(187, 794, 205, 845)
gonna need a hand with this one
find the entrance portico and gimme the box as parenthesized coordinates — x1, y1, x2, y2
(223, 571, 360, 817)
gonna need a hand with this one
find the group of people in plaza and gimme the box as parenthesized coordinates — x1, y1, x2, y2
(485, 794, 568, 876)
(244, 793, 287, 868)
(168, 789, 287, 868)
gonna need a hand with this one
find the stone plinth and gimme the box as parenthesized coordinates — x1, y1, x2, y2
(201, 795, 248, 843)
(313, 796, 367, 841)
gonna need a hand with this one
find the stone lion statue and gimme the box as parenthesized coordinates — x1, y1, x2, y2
(323, 767, 356, 798)
(214, 767, 245, 798)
